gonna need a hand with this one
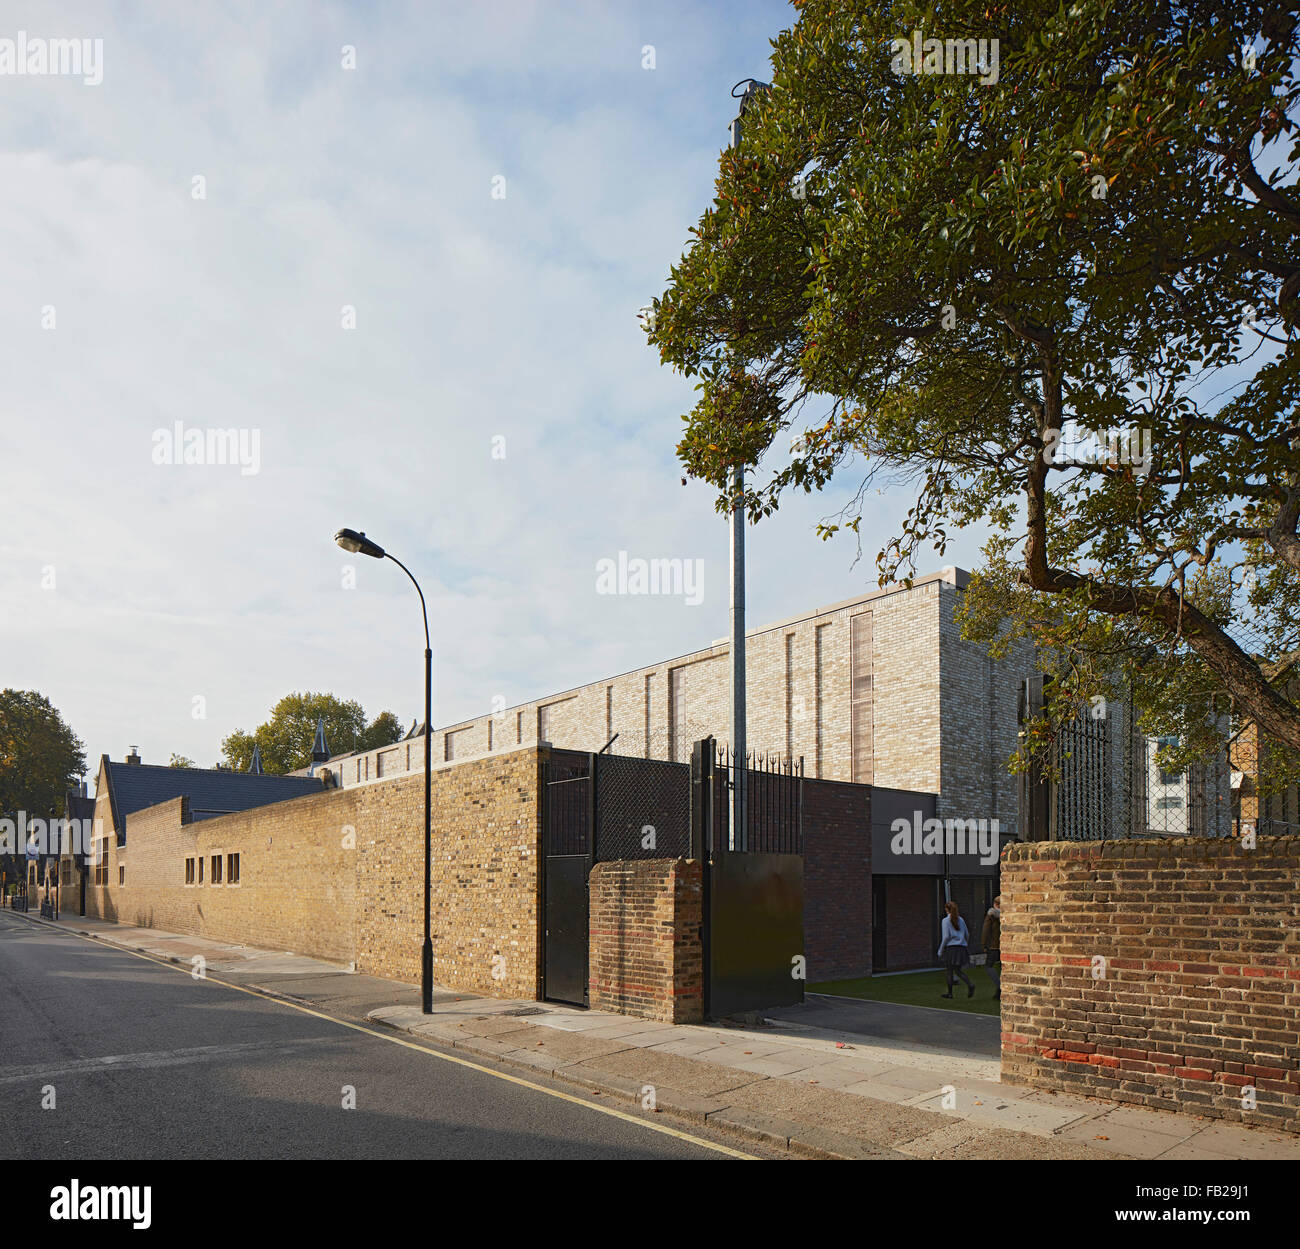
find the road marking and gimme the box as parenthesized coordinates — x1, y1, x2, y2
(2, 913, 757, 1159)
(0, 1038, 336, 1084)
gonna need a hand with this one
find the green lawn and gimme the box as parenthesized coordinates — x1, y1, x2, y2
(809, 967, 1001, 1016)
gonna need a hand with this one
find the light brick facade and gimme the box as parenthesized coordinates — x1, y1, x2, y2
(324, 568, 1031, 836)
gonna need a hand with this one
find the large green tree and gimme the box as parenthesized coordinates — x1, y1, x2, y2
(220, 693, 402, 774)
(0, 689, 86, 878)
(650, 0, 1300, 777)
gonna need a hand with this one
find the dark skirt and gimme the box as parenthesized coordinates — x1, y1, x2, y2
(944, 945, 970, 969)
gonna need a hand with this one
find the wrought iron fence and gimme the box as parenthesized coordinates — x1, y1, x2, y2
(713, 744, 804, 854)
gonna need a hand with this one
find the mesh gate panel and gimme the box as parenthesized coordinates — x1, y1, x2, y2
(544, 751, 590, 855)
(594, 754, 691, 861)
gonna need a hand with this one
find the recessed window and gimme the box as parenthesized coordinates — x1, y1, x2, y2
(118, 865, 125, 885)
(185, 857, 195, 885)
(211, 854, 222, 885)
(227, 853, 240, 885)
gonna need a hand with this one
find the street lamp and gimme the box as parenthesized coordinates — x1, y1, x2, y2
(334, 527, 434, 1015)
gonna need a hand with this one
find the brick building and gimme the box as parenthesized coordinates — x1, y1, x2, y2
(318, 566, 1028, 969)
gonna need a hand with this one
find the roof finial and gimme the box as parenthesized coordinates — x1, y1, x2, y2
(248, 743, 264, 775)
(309, 717, 330, 776)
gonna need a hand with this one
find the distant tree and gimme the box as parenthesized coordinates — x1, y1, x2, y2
(0, 690, 86, 881)
(219, 692, 402, 774)
(168, 754, 196, 769)
(357, 710, 403, 754)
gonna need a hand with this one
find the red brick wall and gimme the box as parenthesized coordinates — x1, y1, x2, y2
(802, 778, 871, 980)
(1002, 837, 1300, 1133)
(588, 858, 703, 1023)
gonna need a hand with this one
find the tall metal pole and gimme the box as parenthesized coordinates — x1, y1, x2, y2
(730, 461, 746, 852)
(422, 644, 432, 1013)
(383, 551, 434, 1016)
(727, 83, 764, 851)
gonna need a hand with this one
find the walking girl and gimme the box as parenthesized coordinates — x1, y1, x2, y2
(937, 899, 974, 998)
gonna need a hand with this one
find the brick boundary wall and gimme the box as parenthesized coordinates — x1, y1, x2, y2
(1001, 837, 1300, 1134)
(77, 748, 543, 1001)
(588, 858, 703, 1023)
(801, 778, 871, 981)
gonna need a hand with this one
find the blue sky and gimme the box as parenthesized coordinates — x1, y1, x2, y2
(0, 0, 989, 771)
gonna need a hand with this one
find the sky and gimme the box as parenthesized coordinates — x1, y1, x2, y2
(0, 0, 990, 773)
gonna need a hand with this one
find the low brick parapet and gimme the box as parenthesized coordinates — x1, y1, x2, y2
(1001, 835, 1300, 1133)
(589, 858, 703, 1024)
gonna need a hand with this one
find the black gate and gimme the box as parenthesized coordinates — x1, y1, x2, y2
(542, 740, 804, 1016)
(542, 751, 592, 1006)
(698, 738, 805, 1018)
(541, 749, 692, 1006)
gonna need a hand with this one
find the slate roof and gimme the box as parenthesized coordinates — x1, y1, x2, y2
(100, 756, 322, 842)
(62, 790, 97, 866)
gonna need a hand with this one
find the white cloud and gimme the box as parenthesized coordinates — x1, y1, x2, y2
(0, 0, 984, 771)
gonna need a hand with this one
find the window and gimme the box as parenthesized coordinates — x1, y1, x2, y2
(93, 835, 109, 885)
(198, 856, 204, 884)
(227, 853, 240, 885)
(118, 865, 125, 885)
(1157, 796, 1183, 811)
(211, 854, 222, 885)
(669, 668, 687, 763)
(850, 613, 874, 784)
(1156, 735, 1183, 786)
(185, 857, 195, 885)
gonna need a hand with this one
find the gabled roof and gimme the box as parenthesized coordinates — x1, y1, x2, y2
(62, 789, 97, 865)
(99, 756, 322, 841)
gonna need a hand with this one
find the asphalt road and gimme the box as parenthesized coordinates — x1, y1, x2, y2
(0, 912, 748, 1160)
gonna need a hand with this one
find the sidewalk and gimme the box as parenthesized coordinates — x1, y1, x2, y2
(17, 910, 1300, 1161)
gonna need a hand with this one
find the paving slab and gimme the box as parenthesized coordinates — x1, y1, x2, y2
(839, 1079, 933, 1105)
(1055, 1120, 1188, 1158)
(897, 1119, 1125, 1160)
(1181, 1122, 1300, 1160)
(909, 1087, 1093, 1135)
(789, 1062, 888, 1091)
(571, 1049, 765, 1099)
(508, 1028, 633, 1064)
(720, 1075, 941, 1149)
(1087, 1104, 1205, 1141)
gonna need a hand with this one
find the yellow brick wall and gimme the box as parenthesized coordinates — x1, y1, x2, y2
(76, 748, 543, 998)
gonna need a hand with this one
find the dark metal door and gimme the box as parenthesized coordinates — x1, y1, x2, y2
(542, 753, 592, 1006)
(544, 856, 588, 1005)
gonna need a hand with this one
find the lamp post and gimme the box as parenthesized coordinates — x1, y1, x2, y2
(726, 78, 768, 852)
(335, 527, 434, 1015)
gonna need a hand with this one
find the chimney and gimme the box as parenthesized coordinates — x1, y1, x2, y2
(126, 747, 142, 766)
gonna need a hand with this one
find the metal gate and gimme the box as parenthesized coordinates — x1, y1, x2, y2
(698, 738, 805, 1018)
(541, 748, 693, 1007)
(542, 751, 592, 1006)
(541, 741, 803, 1016)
